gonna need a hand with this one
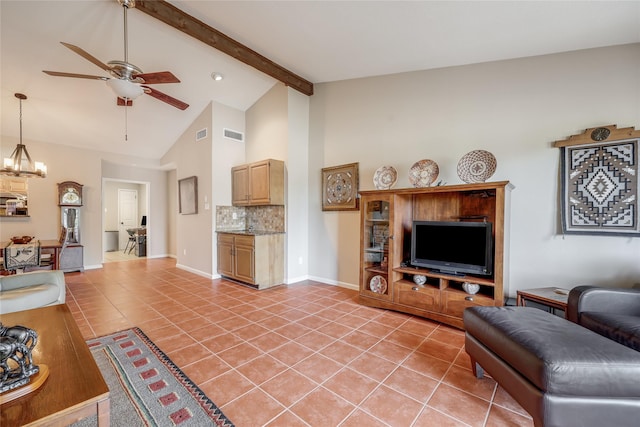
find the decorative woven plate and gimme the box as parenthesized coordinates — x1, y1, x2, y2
(457, 150, 497, 183)
(373, 166, 398, 190)
(369, 275, 388, 294)
(408, 159, 439, 187)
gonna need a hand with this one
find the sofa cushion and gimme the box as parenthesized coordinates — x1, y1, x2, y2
(464, 306, 640, 397)
(0, 283, 61, 313)
(580, 311, 640, 352)
(0, 270, 65, 291)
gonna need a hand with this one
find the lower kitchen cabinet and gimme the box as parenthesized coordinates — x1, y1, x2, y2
(217, 232, 284, 289)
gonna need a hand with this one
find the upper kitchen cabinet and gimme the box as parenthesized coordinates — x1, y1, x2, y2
(232, 159, 285, 206)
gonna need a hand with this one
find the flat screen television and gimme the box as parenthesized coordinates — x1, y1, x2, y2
(411, 220, 493, 276)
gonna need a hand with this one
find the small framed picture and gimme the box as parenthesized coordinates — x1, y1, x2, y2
(178, 176, 198, 215)
(321, 162, 359, 211)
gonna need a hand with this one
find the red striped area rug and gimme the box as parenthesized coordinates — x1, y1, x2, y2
(73, 327, 234, 427)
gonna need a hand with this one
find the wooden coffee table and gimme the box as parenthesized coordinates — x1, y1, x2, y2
(0, 304, 110, 426)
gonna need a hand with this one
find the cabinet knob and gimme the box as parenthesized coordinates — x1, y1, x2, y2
(412, 286, 419, 291)
(465, 296, 474, 301)
(389, 235, 394, 240)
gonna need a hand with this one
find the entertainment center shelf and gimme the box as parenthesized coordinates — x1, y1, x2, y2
(358, 181, 513, 329)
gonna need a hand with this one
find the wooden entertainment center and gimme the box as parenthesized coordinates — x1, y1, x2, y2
(359, 181, 513, 329)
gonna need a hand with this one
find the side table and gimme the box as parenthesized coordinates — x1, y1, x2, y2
(516, 287, 570, 318)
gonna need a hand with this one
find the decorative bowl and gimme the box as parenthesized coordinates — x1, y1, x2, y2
(462, 282, 480, 295)
(408, 159, 439, 187)
(413, 275, 427, 286)
(373, 166, 398, 190)
(11, 236, 33, 244)
(457, 150, 497, 183)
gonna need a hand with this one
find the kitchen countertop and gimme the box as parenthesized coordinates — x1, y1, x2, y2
(216, 229, 285, 236)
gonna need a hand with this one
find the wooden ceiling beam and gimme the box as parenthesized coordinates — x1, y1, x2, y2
(135, 0, 313, 96)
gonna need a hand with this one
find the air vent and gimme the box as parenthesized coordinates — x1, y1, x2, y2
(196, 128, 208, 141)
(223, 128, 244, 142)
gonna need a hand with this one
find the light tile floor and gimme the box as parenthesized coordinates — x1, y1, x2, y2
(65, 258, 533, 427)
(103, 250, 142, 263)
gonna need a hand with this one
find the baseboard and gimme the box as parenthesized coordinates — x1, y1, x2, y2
(176, 263, 213, 279)
(307, 275, 358, 291)
(286, 275, 310, 284)
(84, 264, 102, 271)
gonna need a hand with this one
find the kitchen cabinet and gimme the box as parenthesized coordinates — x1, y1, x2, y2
(231, 159, 284, 206)
(0, 178, 27, 192)
(0, 177, 28, 217)
(217, 232, 284, 289)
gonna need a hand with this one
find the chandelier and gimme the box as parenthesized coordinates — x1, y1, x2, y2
(1, 93, 47, 178)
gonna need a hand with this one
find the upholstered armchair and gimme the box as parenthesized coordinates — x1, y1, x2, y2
(567, 285, 640, 352)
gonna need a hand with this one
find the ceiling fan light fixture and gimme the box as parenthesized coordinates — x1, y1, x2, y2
(1, 94, 47, 178)
(106, 78, 144, 100)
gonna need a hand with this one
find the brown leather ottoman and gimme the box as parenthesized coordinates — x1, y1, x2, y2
(464, 306, 640, 427)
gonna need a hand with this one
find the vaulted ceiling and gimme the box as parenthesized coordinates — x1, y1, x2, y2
(2, 1, 639, 160)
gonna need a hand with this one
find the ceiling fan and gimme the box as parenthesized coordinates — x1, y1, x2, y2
(43, 0, 188, 110)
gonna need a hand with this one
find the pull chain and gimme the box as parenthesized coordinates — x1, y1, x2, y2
(124, 99, 128, 141)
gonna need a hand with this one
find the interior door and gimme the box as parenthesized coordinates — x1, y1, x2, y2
(118, 189, 138, 250)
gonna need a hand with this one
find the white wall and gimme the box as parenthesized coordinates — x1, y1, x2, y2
(0, 137, 169, 268)
(161, 103, 213, 276)
(212, 101, 246, 277)
(246, 83, 288, 163)
(245, 83, 311, 283)
(286, 88, 310, 283)
(102, 180, 147, 252)
(103, 181, 146, 232)
(101, 161, 169, 258)
(308, 44, 640, 294)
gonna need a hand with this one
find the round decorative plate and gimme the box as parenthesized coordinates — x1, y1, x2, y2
(373, 166, 398, 190)
(408, 159, 439, 187)
(369, 275, 388, 294)
(457, 150, 497, 183)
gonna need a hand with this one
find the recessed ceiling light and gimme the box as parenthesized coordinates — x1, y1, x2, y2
(211, 72, 224, 81)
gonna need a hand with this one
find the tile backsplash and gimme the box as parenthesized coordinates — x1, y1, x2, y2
(216, 205, 285, 233)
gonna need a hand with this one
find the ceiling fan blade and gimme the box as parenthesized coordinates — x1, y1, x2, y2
(60, 42, 111, 72)
(43, 70, 108, 80)
(117, 97, 133, 107)
(134, 71, 180, 84)
(141, 86, 189, 110)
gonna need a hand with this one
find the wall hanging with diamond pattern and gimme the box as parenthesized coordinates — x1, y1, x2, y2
(554, 124, 640, 236)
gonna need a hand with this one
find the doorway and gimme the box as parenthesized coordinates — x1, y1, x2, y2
(102, 179, 150, 263)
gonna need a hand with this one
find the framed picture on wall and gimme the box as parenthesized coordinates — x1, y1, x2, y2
(178, 176, 198, 215)
(321, 162, 359, 211)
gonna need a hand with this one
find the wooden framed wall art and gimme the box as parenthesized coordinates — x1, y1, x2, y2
(178, 176, 198, 215)
(321, 162, 359, 211)
(554, 124, 640, 236)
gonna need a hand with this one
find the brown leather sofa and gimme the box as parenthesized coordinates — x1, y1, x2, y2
(464, 292, 640, 427)
(567, 285, 640, 351)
